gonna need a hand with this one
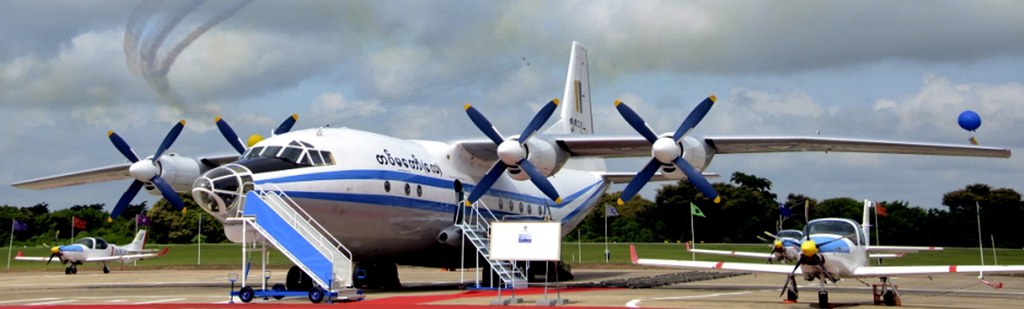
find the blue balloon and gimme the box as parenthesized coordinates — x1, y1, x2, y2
(958, 110, 982, 131)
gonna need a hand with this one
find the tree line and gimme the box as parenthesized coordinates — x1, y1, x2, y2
(2, 171, 1021, 248)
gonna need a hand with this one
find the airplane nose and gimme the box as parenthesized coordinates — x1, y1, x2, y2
(50, 246, 60, 254)
(192, 164, 254, 219)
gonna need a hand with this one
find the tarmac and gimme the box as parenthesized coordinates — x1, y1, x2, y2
(2, 265, 1023, 308)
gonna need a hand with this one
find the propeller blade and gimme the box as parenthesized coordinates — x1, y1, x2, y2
(518, 159, 561, 203)
(464, 104, 505, 145)
(107, 131, 140, 163)
(273, 114, 299, 135)
(672, 96, 716, 141)
(150, 176, 184, 210)
(780, 258, 804, 297)
(465, 161, 508, 205)
(614, 100, 659, 143)
(47, 253, 56, 265)
(110, 180, 144, 219)
(618, 159, 661, 205)
(518, 99, 559, 142)
(215, 117, 246, 154)
(673, 157, 720, 203)
(153, 120, 186, 159)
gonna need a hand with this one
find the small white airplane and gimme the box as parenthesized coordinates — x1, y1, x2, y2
(630, 201, 1024, 306)
(11, 42, 1011, 288)
(16, 230, 168, 274)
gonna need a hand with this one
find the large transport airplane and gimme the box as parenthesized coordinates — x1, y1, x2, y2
(12, 42, 1012, 288)
(15, 230, 168, 274)
(630, 201, 1024, 307)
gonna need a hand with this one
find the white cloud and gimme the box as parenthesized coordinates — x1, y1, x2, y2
(310, 92, 385, 119)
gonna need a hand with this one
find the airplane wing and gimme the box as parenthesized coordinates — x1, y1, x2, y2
(684, 242, 773, 259)
(852, 264, 1024, 277)
(868, 253, 905, 259)
(867, 245, 943, 253)
(600, 172, 720, 184)
(552, 135, 1011, 158)
(630, 244, 798, 274)
(11, 154, 239, 190)
(14, 251, 51, 262)
(87, 247, 170, 262)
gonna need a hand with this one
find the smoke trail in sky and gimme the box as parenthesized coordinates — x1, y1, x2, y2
(123, 0, 253, 113)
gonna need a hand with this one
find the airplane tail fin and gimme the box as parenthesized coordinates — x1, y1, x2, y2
(545, 41, 593, 135)
(127, 229, 148, 251)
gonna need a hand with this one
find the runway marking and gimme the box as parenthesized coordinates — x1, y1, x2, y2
(0, 298, 58, 304)
(626, 291, 751, 308)
(26, 299, 77, 306)
(136, 298, 187, 304)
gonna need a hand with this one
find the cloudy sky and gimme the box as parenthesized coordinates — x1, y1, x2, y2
(2, 1, 1022, 213)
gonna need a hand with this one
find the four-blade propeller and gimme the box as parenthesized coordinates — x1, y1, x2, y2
(614, 97, 720, 205)
(107, 120, 187, 219)
(463, 99, 562, 206)
(215, 114, 299, 154)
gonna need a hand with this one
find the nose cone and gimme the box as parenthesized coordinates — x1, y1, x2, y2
(801, 240, 818, 257)
(50, 246, 60, 254)
(192, 164, 254, 218)
(128, 159, 160, 181)
(774, 240, 783, 248)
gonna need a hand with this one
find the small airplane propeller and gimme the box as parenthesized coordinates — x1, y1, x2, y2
(463, 99, 562, 206)
(107, 120, 187, 219)
(46, 246, 63, 265)
(614, 97, 719, 205)
(779, 237, 845, 297)
(215, 114, 299, 154)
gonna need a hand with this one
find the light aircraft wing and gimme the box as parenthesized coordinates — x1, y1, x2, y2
(551, 135, 1011, 158)
(86, 247, 170, 262)
(852, 264, 1024, 277)
(867, 245, 943, 253)
(11, 154, 239, 190)
(14, 252, 50, 262)
(630, 244, 798, 274)
(868, 253, 905, 259)
(684, 242, 773, 259)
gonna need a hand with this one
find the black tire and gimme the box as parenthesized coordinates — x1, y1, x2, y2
(787, 289, 798, 301)
(103, 266, 110, 274)
(818, 290, 828, 308)
(883, 290, 896, 306)
(308, 287, 325, 304)
(272, 283, 286, 300)
(65, 267, 71, 275)
(286, 265, 313, 291)
(70, 267, 77, 275)
(239, 286, 254, 303)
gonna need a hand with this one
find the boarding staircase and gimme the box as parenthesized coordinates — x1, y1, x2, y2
(455, 200, 529, 289)
(238, 185, 359, 299)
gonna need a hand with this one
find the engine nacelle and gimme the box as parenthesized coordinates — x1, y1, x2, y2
(660, 136, 715, 180)
(519, 137, 569, 178)
(437, 225, 463, 247)
(147, 153, 204, 194)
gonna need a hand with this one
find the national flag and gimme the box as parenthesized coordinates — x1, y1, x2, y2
(779, 204, 792, 218)
(12, 220, 28, 232)
(72, 216, 86, 229)
(136, 214, 151, 226)
(690, 202, 706, 218)
(875, 202, 888, 217)
(605, 204, 620, 217)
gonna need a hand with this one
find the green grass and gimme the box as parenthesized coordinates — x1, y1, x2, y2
(4, 242, 1023, 272)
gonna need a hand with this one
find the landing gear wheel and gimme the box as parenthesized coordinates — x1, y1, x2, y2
(817, 290, 828, 308)
(238, 286, 254, 303)
(786, 289, 798, 302)
(103, 265, 110, 274)
(65, 267, 72, 275)
(272, 283, 286, 300)
(70, 266, 78, 274)
(883, 290, 897, 306)
(308, 287, 325, 304)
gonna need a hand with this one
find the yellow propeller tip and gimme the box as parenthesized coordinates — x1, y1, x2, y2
(107, 217, 113, 223)
(713, 196, 721, 204)
(614, 99, 622, 106)
(106, 130, 114, 136)
(709, 95, 717, 103)
(617, 198, 625, 206)
(179, 119, 186, 126)
(463, 103, 472, 111)
(181, 207, 187, 214)
(214, 116, 222, 122)
(291, 113, 299, 120)
(464, 200, 472, 207)
(554, 197, 562, 204)
(552, 98, 560, 106)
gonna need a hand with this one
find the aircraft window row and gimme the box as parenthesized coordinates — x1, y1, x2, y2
(497, 199, 544, 217)
(242, 141, 335, 166)
(383, 181, 423, 197)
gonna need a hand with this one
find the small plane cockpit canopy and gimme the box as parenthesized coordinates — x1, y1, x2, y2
(805, 219, 865, 245)
(777, 229, 804, 239)
(75, 238, 108, 250)
(242, 140, 335, 167)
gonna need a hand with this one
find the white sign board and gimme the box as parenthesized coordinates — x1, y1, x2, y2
(489, 221, 561, 261)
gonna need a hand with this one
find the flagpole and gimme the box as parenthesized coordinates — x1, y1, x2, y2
(7, 219, 14, 269)
(977, 201, 985, 277)
(604, 206, 609, 263)
(198, 214, 203, 266)
(70, 216, 75, 242)
(874, 205, 880, 246)
(690, 205, 696, 261)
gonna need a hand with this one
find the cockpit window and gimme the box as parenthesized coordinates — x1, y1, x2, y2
(806, 220, 860, 244)
(240, 141, 334, 167)
(777, 230, 803, 239)
(94, 238, 108, 250)
(75, 238, 95, 249)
